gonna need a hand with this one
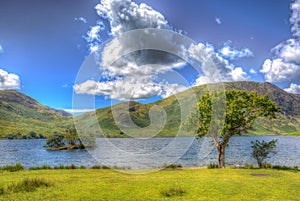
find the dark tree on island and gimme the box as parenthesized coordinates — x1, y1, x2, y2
(251, 139, 278, 168)
(44, 127, 84, 150)
(187, 90, 279, 168)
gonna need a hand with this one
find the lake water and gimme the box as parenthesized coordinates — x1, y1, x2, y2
(1, 136, 300, 169)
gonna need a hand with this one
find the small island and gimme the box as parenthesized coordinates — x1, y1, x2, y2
(44, 127, 95, 150)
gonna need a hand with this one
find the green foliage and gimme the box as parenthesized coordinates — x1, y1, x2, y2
(44, 132, 65, 148)
(251, 139, 278, 168)
(188, 90, 279, 168)
(244, 164, 259, 169)
(207, 163, 219, 169)
(160, 185, 187, 197)
(162, 164, 182, 170)
(0, 163, 24, 172)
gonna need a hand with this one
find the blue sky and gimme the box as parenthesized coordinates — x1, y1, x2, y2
(0, 0, 299, 112)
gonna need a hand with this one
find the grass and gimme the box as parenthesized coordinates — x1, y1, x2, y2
(4, 178, 52, 194)
(0, 168, 300, 200)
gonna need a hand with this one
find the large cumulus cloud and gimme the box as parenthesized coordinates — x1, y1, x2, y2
(75, 0, 250, 100)
(260, 0, 300, 94)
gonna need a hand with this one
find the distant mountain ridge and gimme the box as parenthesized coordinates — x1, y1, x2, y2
(76, 81, 300, 137)
(0, 81, 299, 139)
(222, 82, 300, 116)
(0, 90, 71, 139)
(0, 90, 71, 117)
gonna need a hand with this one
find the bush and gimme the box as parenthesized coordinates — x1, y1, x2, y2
(91, 165, 102, 169)
(207, 163, 218, 169)
(251, 139, 277, 168)
(244, 164, 258, 169)
(162, 164, 182, 170)
(160, 185, 187, 197)
(1, 163, 24, 172)
(272, 165, 298, 171)
(29, 165, 52, 170)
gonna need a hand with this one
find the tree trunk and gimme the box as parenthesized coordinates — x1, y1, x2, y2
(217, 144, 225, 168)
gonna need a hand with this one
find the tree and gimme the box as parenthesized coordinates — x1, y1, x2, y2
(189, 90, 279, 168)
(65, 127, 78, 146)
(251, 139, 278, 168)
(44, 132, 65, 148)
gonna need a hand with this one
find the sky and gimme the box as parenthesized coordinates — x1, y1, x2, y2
(0, 0, 299, 113)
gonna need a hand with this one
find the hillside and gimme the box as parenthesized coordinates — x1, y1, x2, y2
(76, 81, 300, 137)
(0, 90, 72, 139)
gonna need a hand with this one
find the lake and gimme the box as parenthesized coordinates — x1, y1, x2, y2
(0, 136, 300, 169)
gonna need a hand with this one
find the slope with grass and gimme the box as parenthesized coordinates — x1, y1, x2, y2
(0, 90, 72, 139)
(0, 168, 300, 201)
(76, 81, 300, 137)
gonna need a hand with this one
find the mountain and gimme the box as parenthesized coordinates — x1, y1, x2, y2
(1, 81, 299, 139)
(0, 90, 72, 139)
(76, 81, 300, 137)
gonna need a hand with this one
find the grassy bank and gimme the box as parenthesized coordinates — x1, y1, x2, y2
(0, 168, 299, 201)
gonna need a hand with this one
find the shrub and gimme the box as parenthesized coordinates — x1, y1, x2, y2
(163, 164, 182, 170)
(251, 139, 277, 168)
(243, 164, 258, 169)
(91, 165, 102, 169)
(1, 163, 24, 172)
(160, 185, 187, 197)
(207, 163, 218, 169)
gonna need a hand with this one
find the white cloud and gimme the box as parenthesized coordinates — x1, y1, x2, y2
(78, 0, 251, 100)
(74, 69, 187, 100)
(62, 108, 95, 114)
(250, 68, 257, 74)
(0, 45, 3, 54)
(215, 17, 221, 25)
(284, 83, 300, 94)
(261, 57, 300, 83)
(188, 43, 247, 86)
(74, 17, 87, 24)
(218, 41, 253, 60)
(0, 69, 20, 90)
(290, 0, 300, 38)
(77, 0, 187, 100)
(260, 0, 300, 88)
(95, 0, 171, 36)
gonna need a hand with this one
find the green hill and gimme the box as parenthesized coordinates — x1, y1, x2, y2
(0, 81, 299, 139)
(0, 90, 72, 139)
(76, 81, 300, 137)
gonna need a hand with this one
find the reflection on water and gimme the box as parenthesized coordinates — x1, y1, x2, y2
(0, 136, 300, 169)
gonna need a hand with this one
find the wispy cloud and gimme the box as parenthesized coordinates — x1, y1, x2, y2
(249, 68, 257, 74)
(74, 17, 87, 24)
(189, 43, 248, 86)
(218, 41, 253, 60)
(215, 17, 222, 25)
(0, 45, 3, 54)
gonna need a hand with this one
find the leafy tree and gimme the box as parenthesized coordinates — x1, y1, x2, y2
(65, 126, 83, 147)
(188, 90, 279, 168)
(44, 132, 65, 148)
(251, 139, 278, 168)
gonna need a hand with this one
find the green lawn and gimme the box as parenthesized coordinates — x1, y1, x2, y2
(0, 168, 300, 201)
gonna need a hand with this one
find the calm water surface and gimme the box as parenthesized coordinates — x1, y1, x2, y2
(0, 136, 300, 169)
